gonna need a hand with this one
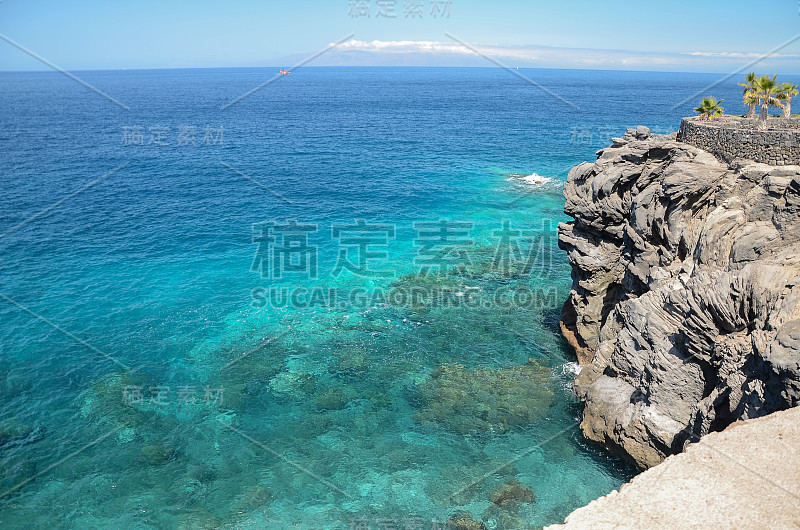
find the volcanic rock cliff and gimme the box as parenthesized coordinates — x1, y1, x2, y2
(558, 126, 800, 469)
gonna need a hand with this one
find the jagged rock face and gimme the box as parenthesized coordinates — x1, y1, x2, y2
(559, 127, 800, 469)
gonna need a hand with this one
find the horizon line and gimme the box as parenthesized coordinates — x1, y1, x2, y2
(3, 64, 800, 76)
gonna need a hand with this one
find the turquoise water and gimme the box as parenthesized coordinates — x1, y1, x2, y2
(0, 67, 761, 528)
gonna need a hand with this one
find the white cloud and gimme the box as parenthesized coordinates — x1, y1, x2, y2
(335, 39, 541, 61)
(309, 39, 800, 72)
(684, 51, 800, 58)
(330, 39, 689, 67)
(337, 40, 473, 55)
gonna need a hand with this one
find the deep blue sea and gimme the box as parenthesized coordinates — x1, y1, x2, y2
(0, 67, 784, 528)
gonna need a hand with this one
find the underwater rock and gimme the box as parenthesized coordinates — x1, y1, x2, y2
(424, 459, 518, 505)
(489, 479, 536, 508)
(269, 370, 318, 397)
(542, 438, 576, 463)
(0, 419, 34, 446)
(78, 371, 150, 430)
(368, 391, 393, 410)
(139, 444, 178, 466)
(381, 447, 416, 472)
(188, 463, 218, 484)
(291, 412, 334, 439)
(330, 348, 372, 379)
(413, 359, 554, 434)
(482, 507, 529, 530)
(0, 367, 33, 400)
(231, 484, 273, 516)
(447, 511, 487, 530)
(176, 508, 223, 530)
(314, 387, 350, 410)
(391, 243, 536, 288)
(459, 244, 542, 281)
(0, 457, 37, 493)
(174, 476, 209, 508)
(482, 481, 536, 530)
(78, 371, 181, 445)
(216, 382, 247, 412)
(212, 343, 285, 411)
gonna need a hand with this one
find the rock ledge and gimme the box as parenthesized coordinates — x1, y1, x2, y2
(545, 407, 800, 529)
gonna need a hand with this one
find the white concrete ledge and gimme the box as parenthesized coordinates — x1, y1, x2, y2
(546, 407, 800, 529)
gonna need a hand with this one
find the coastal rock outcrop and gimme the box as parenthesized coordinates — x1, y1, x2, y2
(559, 126, 800, 469)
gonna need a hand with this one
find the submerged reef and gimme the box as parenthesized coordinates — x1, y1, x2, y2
(78, 371, 152, 432)
(448, 511, 488, 529)
(413, 359, 554, 434)
(489, 479, 536, 508)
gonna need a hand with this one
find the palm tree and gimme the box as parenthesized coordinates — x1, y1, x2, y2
(694, 96, 724, 121)
(778, 83, 799, 119)
(753, 75, 783, 128)
(739, 72, 759, 118)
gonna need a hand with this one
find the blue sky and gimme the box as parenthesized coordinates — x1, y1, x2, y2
(2, 0, 800, 72)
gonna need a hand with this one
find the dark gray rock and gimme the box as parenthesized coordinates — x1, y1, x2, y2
(559, 130, 800, 469)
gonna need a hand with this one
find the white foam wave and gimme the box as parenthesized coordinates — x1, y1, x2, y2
(508, 172, 558, 187)
(522, 172, 557, 185)
(560, 362, 583, 378)
(554, 361, 583, 392)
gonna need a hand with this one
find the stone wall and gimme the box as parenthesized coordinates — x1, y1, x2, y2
(677, 117, 800, 166)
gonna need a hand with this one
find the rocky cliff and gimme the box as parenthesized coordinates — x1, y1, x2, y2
(558, 126, 800, 469)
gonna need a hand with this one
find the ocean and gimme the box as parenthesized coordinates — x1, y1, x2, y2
(0, 67, 778, 528)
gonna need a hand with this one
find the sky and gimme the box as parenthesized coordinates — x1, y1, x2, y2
(2, 0, 800, 73)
